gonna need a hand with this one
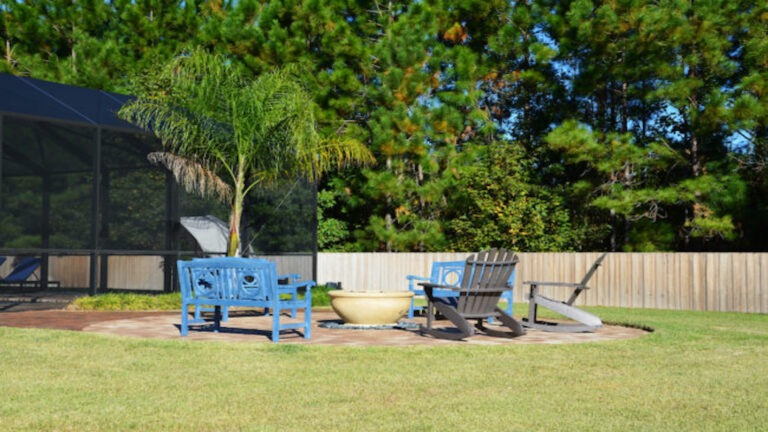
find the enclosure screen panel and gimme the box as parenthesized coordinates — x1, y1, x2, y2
(247, 179, 316, 254)
(100, 130, 165, 251)
(1, 116, 94, 249)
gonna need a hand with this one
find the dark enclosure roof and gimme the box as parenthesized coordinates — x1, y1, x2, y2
(0, 73, 140, 131)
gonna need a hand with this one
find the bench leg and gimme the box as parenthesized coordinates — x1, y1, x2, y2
(271, 309, 281, 342)
(304, 304, 312, 339)
(287, 289, 298, 318)
(181, 303, 189, 336)
(213, 305, 222, 333)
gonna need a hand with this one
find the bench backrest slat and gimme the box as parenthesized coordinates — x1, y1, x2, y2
(178, 258, 278, 302)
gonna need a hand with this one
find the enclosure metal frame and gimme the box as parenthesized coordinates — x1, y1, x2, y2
(0, 74, 317, 294)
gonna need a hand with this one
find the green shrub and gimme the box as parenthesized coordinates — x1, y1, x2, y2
(69, 292, 181, 311)
(309, 285, 332, 307)
(70, 286, 332, 311)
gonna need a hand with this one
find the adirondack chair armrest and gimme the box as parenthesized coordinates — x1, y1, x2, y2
(420, 282, 507, 294)
(418, 282, 462, 291)
(407, 276, 433, 300)
(523, 281, 588, 289)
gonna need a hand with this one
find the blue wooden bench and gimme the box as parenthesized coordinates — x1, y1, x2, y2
(189, 258, 304, 323)
(406, 259, 515, 320)
(177, 257, 313, 342)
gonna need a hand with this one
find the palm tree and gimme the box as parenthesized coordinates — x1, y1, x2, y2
(119, 48, 372, 256)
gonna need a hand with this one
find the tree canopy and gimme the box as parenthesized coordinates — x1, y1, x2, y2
(4, 0, 767, 252)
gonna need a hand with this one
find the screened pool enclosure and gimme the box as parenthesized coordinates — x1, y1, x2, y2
(0, 73, 316, 294)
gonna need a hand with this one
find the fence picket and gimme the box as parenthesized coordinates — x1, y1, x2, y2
(317, 252, 768, 313)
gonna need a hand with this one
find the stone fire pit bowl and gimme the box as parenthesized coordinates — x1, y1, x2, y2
(328, 290, 414, 326)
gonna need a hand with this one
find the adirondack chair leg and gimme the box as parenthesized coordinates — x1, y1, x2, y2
(420, 298, 474, 341)
(426, 299, 435, 329)
(526, 283, 540, 326)
(475, 307, 526, 338)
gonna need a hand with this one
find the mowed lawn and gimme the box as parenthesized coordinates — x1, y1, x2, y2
(1, 306, 766, 431)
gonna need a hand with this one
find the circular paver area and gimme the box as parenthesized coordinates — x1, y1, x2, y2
(0, 309, 649, 346)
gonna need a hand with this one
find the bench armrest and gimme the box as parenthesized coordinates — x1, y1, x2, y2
(291, 280, 316, 289)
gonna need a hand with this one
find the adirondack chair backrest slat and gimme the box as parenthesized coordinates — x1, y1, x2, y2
(578, 252, 608, 287)
(456, 249, 518, 315)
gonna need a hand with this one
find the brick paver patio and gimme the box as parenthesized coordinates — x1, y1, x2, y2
(0, 296, 648, 346)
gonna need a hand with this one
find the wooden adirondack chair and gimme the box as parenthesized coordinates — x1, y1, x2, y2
(522, 252, 607, 333)
(419, 249, 525, 340)
(406, 260, 517, 320)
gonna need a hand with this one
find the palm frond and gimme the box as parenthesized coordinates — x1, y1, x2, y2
(147, 152, 231, 202)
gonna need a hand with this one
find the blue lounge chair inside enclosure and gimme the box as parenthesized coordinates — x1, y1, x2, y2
(0, 257, 60, 289)
(188, 257, 308, 324)
(0, 257, 6, 267)
(407, 260, 516, 320)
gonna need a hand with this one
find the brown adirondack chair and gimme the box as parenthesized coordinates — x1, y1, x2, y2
(522, 252, 607, 333)
(419, 249, 526, 340)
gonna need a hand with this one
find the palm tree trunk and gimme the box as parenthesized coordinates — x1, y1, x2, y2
(227, 161, 247, 257)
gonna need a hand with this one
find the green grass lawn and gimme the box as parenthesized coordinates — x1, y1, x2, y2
(1, 305, 766, 431)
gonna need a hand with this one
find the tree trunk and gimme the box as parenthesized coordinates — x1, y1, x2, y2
(227, 161, 247, 257)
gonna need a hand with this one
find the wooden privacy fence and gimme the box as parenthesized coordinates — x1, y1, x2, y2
(317, 252, 768, 314)
(41, 254, 314, 292)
